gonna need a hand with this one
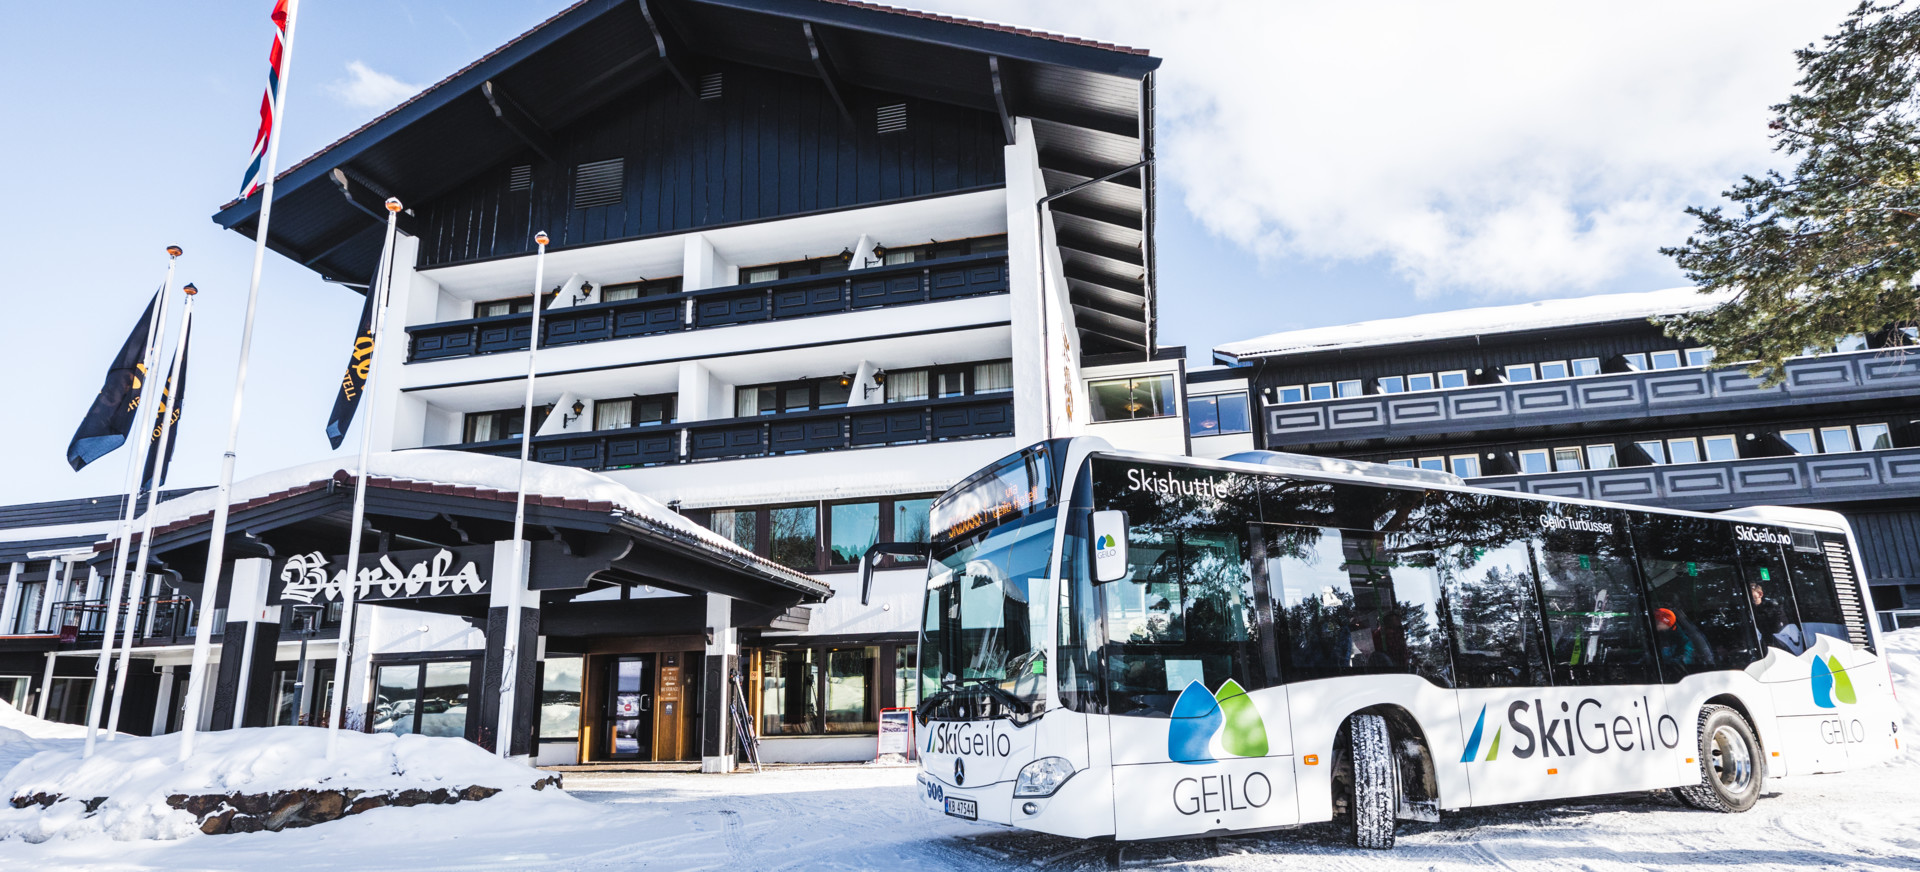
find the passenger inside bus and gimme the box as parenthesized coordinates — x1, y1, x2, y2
(1651, 606, 1715, 668)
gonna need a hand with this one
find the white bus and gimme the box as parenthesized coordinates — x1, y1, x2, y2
(909, 438, 1899, 848)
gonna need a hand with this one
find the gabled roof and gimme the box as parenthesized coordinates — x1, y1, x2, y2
(1212, 287, 1734, 365)
(212, 0, 1160, 357)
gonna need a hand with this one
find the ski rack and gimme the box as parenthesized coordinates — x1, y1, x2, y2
(730, 668, 761, 771)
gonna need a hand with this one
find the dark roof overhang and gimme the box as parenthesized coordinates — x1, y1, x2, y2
(208, 0, 1159, 359)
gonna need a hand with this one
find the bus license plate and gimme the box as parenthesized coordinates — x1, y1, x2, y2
(944, 797, 978, 820)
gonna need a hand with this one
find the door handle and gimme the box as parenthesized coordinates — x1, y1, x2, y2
(640, 694, 651, 712)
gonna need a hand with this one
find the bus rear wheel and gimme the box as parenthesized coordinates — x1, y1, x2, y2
(1675, 705, 1763, 813)
(1344, 713, 1397, 849)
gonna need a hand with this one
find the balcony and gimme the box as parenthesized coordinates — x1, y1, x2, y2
(406, 252, 1010, 363)
(1262, 348, 1920, 448)
(1471, 446, 1920, 512)
(445, 394, 1015, 471)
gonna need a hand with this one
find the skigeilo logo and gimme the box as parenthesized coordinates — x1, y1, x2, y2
(1460, 704, 1503, 763)
(1811, 655, 1857, 708)
(1168, 679, 1268, 764)
(1096, 533, 1118, 550)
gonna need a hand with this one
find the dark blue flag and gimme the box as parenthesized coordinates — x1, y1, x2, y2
(140, 318, 190, 491)
(324, 286, 377, 449)
(66, 289, 161, 471)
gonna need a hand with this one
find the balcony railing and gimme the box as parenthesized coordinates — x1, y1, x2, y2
(1472, 446, 1920, 512)
(1262, 347, 1920, 447)
(407, 252, 1010, 363)
(445, 394, 1015, 471)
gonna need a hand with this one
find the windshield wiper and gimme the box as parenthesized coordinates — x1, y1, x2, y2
(915, 676, 1032, 725)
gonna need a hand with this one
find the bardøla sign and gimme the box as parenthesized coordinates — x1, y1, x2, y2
(276, 546, 492, 604)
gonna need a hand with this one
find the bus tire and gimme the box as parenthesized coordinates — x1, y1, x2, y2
(1674, 705, 1763, 813)
(1347, 713, 1397, 849)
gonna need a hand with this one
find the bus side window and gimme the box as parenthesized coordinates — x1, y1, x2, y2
(1629, 515, 1762, 678)
(1533, 509, 1660, 686)
(1738, 540, 1805, 654)
(1440, 539, 1550, 688)
(1784, 543, 1852, 648)
(1264, 525, 1452, 686)
(1102, 527, 1263, 715)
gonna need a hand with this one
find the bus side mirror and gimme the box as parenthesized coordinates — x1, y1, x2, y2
(1091, 510, 1129, 584)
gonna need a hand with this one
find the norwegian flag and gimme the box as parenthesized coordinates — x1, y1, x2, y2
(237, 0, 291, 199)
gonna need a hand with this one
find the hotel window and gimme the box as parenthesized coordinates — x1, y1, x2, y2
(476, 296, 536, 317)
(463, 407, 548, 443)
(1858, 422, 1893, 450)
(1187, 394, 1251, 437)
(1336, 380, 1364, 398)
(1819, 426, 1856, 453)
(599, 277, 684, 302)
(875, 234, 1009, 266)
(709, 509, 758, 552)
(1089, 375, 1178, 421)
(1450, 455, 1481, 478)
(1780, 429, 1817, 455)
(770, 505, 820, 571)
(1835, 334, 1870, 353)
(1552, 447, 1583, 472)
(973, 362, 1013, 394)
(1686, 347, 1716, 367)
(1621, 353, 1648, 371)
(593, 394, 675, 430)
(1504, 364, 1537, 383)
(736, 375, 856, 416)
(1274, 385, 1305, 404)
(827, 502, 880, 568)
(1418, 457, 1446, 472)
(1650, 350, 1682, 370)
(883, 368, 930, 403)
(1406, 374, 1435, 392)
(1572, 358, 1602, 377)
(742, 254, 849, 284)
(1637, 440, 1668, 465)
(1388, 459, 1415, 468)
(888, 498, 933, 567)
(1703, 434, 1739, 462)
(538, 656, 583, 744)
(1438, 371, 1469, 389)
(1377, 376, 1405, 394)
(1587, 444, 1619, 469)
(1308, 383, 1335, 401)
(760, 645, 882, 736)
(1668, 438, 1702, 464)
(1518, 449, 1551, 474)
(1538, 361, 1570, 380)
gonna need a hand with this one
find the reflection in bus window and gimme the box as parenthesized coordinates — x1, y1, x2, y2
(1631, 515, 1761, 677)
(1103, 528, 1261, 716)
(1738, 539, 1806, 653)
(1534, 512, 1659, 685)
(1263, 525, 1451, 686)
(1784, 540, 1852, 648)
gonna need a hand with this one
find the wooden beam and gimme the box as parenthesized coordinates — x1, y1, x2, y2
(328, 166, 418, 237)
(989, 56, 1016, 145)
(803, 22, 855, 128)
(480, 80, 558, 164)
(636, 0, 697, 98)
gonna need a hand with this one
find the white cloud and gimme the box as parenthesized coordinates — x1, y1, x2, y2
(906, 1, 1851, 299)
(327, 60, 422, 111)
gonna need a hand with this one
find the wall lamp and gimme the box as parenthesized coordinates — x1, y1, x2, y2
(863, 369, 887, 399)
(572, 280, 595, 306)
(562, 399, 586, 427)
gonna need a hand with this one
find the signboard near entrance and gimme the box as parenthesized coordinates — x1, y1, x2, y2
(877, 707, 915, 760)
(658, 665, 682, 702)
(275, 545, 494, 604)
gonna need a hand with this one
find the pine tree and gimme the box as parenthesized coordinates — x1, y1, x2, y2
(1662, 1, 1920, 381)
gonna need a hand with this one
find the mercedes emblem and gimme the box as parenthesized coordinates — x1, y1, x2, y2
(954, 758, 966, 786)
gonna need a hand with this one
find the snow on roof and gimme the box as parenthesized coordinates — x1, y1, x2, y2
(127, 450, 822, 592)
(1213, 286, 1734, 363)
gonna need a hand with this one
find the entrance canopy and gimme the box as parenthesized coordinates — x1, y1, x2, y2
(103, 451, 830, 625)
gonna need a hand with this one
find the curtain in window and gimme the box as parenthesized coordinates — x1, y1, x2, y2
(885, 369, 929, 403)
(973, 362, 1012, 393)
(735, 387, 761, 417)
(594, 399, 633, 431)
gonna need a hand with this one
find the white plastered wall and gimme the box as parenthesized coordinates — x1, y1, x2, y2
(1005, 116, 1084, 444)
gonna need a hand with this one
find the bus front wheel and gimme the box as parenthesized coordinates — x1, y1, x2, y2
(1344, 713, 1397, 849)
(1675, 705, 1764, 813)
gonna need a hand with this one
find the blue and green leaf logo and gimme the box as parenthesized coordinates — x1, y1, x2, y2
(1811, 655, 1857, 708)
(1168, 680, 1268, 764)
(1460, 704, 1503, 763)
(1096, 533, 1118, 550)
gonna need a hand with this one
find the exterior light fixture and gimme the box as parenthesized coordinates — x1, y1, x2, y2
(863, 369, 887, 399)
(871, 244, 889, 262)
(839, 248, 854, 263)
(562, 399, 586, 427)
(872, 370, 887, 386)
(573, 280, 595, 306)
(836, 373, 854, 388)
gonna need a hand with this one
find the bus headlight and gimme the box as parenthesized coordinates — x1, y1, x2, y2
(1013, 756, 1077, 797)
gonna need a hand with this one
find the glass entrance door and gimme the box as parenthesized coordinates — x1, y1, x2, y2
(606, 655, 654, 759)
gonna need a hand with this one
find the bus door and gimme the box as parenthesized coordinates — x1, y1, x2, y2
(1099, 522, 1299, 839)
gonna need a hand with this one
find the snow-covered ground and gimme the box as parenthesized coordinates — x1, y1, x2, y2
(0, 629, 1914, 870)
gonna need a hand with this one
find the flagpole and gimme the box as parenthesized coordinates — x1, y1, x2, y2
(83, 247, 180, 757)
(106, 284, 196, 740)
(325, 198, 402, 761)
(498, 231, 549, 759)
(179, 0, 301, 763)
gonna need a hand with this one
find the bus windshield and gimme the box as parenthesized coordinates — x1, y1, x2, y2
(919, 446, 1058, 709)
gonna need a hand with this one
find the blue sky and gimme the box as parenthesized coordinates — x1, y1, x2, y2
(0, 1, 1849, 503)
